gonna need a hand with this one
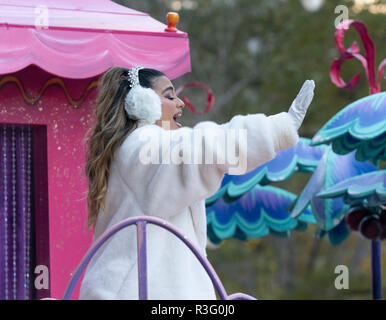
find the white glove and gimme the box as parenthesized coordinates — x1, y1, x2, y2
(288, 80, 315, 130)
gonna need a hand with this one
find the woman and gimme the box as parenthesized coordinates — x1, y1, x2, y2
(79, 66, 315, 299)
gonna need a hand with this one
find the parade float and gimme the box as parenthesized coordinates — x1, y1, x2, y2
(1, 0, 384, 301)
(0, 0, 191, 299)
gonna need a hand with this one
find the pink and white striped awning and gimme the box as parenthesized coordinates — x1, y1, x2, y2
(0, 0, 191, 79)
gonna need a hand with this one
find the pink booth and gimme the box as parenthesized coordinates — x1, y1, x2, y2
(0, 0, 191, 299)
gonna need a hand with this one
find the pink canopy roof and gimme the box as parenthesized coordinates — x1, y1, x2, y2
(0, 0, 191, 79)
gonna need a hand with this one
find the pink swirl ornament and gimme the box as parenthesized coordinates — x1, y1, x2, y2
(176, 81, 215, 114)
(330, 20, 385, 95)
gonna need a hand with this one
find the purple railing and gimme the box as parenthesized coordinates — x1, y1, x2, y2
(60, 216, 256, 300)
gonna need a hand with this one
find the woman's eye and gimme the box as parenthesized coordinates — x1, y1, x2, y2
(167, 96, 175, 100)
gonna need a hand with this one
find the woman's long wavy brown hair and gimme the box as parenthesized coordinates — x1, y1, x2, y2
(83, 66, 165, 229)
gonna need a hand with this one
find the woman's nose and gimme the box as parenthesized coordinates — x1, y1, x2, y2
(177, 96, 185, 109)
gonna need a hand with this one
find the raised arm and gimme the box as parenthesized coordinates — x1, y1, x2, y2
(116, 80, 315, 219)
(115, 112, 299, 219)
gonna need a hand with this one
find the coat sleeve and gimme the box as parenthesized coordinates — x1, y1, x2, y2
(115, 111, 299, 219)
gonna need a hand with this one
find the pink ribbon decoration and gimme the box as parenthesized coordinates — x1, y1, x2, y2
(330, 19, 385, 95)
(175, 81, 215, 114)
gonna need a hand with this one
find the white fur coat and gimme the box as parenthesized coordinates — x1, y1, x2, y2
(78, 112, 299, 300)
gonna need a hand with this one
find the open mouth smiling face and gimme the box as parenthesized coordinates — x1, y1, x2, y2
(173, 110, 183, 128)
(153, 75, 185, 130)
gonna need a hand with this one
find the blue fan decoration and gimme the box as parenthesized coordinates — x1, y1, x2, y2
(206, 138, 327, 206)
(206, 184, 316, 245)
(311, 92, 386, 162)
(317, 170, 386, 207)
(315, 219, 352, 246)
(290, 146, 377, 232)
(316, 170, 386, 242)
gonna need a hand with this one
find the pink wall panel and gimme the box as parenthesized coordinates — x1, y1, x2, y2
(0, 65, 97, 299)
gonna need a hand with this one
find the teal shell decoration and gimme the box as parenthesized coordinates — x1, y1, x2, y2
(290, 146, 377, 232)
(311, 92, 386, 162)
(206, 184, 316, 245)
(206, 138, 327, 206)
(317, 170, 386, 207)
